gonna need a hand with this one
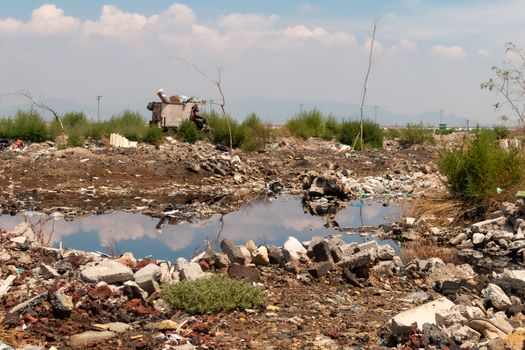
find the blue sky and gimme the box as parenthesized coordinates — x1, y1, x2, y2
(0, 1, 523, 125)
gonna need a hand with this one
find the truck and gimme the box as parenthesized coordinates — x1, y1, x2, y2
(147, 89, 207, 131)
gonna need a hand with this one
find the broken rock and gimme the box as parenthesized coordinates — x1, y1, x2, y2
(388, 297, 455, 335)
(482, 283, 512, 311)
(81, 260, 133, 284)
(134, 263, 161, 294)
(283, 236, 307, 262)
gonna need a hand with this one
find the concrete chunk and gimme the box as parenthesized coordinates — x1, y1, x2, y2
(134, 263, 161, 294)
(388, 297, 455, 335)
(70, 331, 117, 347)
(81, 260, 133, 284)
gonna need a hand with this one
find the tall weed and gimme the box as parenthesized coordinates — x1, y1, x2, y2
(439, 129, 525, 201)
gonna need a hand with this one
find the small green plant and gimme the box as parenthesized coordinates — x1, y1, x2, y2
(143, 125, 164, 145)
(399, 124, 435, 146)
(177, 120, 204, 144)
(239, 113, 271, 152)
(338, 120, 383, 150)
(286, 109, 325, 139)
(206, 111, 243, 148)
(384, 128, 401, 139)
(436, 128, 455, 135)
(11, 110, 48, 142)
(161, 275, 266, 314)
(491, 125, 511, 140)
(439, 128, 525, 201)
(321, 115, 340, 140)
(108, 110, 148, 141)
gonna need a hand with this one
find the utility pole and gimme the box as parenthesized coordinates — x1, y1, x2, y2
(374, 105, 379, 125)
(300, 104, 304, 114)
(96, 95, 102, 122)
(440, 109, 444, 124)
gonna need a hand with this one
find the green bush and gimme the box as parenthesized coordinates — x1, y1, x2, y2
(399, 124, 435, 146)
(436, 128, 455, 135)
(492, 125, 511, 140)
(239, 113, 271, 152)
(384, 128, 401, 139)
(144, 125, 164, 145)
(161, 275, 266, 314)
(338, 120, 383, 150)
(177, 120, 204, 144)
(439, 129, 525, 200)
(108, 110, 148, 141)
(11, 110, 48, 142)
(206, 111, 243, 148)
(286, 109, 324, 139)
(321, 115, 340, 140)
(0, 118, 14, 139)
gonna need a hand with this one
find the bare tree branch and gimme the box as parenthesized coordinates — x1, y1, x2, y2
(177, 58, 233, 150)
(355, 19, 379, 151)
(18, 90, 67, 148)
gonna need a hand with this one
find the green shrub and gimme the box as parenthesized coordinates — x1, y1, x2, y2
(206, 111, 243, 148)
(161, 275, 266, 314)
(321, 115, 340, 140)
(67, 131, 85, 147)
(177, 120, 204, 144)
(384, 128, 401, 139)
(492, 125, 511, 140)
(0, 118, 14, 139)
(49, 111, 89, 141)
(239, 113, 271, 152)
(143, 125, 164, 145)
(439, 128, 525, 200)
(286, 109, 325, 139)
(436, 128, 455, 135)
(399, 124, 435, 146)
(338, 120, 383, 150)
(11, 110, 48, 142)
(108, 110, 148, 141)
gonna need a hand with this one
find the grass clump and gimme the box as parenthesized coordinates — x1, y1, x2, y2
(401, 239, 458, 264)
(399, 124, 435, 146)
(177, 120, 204, 144)
(491, 125, 511, 140)
(205, 111, 243, 148)
(239, 113, 271, 151)
(11, 110, 48, 142)
(286, 109, 325, 139)
(384, 128, 401, 139)
(338, 120, 383, 150)
(161, 275, 266, 314)
(439, 128, 525, 201)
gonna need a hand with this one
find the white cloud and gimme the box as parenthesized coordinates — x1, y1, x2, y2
(0, 18, 23, 33)
(283, 25, 354, 44)
(429, 45, 466, 59)
(364, 37, 383, 53)
(0, 4, 80, 35)
(478, 49, 490, 57)
(83, 5, 152, 37)
(219, 13, 278, 31)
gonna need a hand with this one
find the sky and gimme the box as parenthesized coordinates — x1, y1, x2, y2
(0, 0, 523, 125)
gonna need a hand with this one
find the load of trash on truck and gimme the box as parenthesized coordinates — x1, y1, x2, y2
(147, 89, 207, 131)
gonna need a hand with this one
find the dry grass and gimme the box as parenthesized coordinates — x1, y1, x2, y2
(401, 239, 458, 264)
(406, 192, 473, 227)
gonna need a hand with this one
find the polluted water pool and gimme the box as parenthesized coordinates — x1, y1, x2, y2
(0, 197, 401, 262)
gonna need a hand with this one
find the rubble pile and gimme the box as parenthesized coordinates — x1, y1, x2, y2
(448, 196, 525, 265)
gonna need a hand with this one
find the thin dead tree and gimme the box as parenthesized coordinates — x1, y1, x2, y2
(177, 58, 233, 150)
(355, 19, 379, 150)
(19, 90, 67, 148)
